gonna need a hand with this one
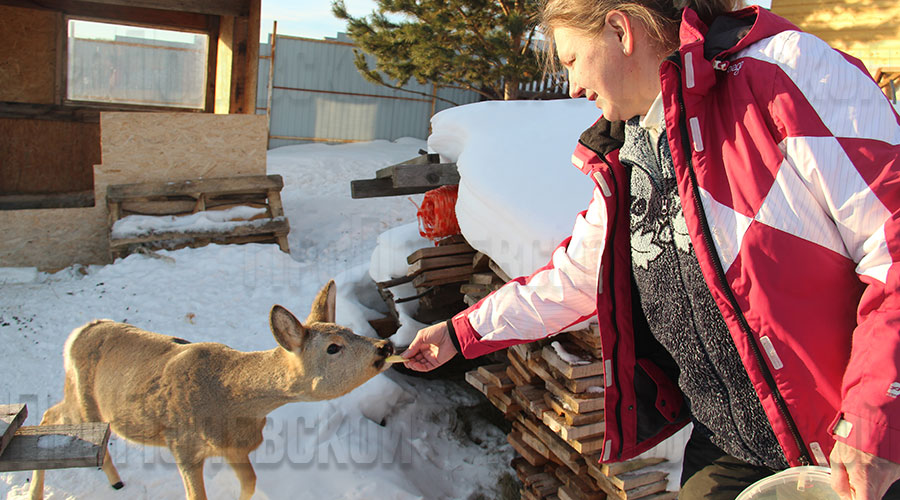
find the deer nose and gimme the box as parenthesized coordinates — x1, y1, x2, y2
(377, 341, 394, 357)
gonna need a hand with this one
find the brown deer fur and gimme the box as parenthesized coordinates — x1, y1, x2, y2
(29, 281, 394, 500)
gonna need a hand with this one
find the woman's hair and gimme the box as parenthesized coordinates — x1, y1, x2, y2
(539, 0, 741, 72)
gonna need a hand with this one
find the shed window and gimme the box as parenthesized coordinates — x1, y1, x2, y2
(67, 20, 209, 109)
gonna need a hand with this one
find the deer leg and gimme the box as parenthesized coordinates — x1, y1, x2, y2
(100, 447, 124, 490)
(174, 458, 208, 500)
(225, 451, 256, 500)
(29, 398, 78, 499)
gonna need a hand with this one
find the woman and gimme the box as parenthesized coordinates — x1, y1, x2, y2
(402, 1, 900, 498)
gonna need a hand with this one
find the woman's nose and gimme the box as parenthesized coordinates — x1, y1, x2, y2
(569, 81, 585, 99)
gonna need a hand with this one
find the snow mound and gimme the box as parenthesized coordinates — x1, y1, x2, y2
(428, 99, 602, 278)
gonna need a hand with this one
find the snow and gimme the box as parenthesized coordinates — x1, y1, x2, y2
(1, 101, 688, 499)
(111, 206, 271, 239)
(550, 341, 591, 366)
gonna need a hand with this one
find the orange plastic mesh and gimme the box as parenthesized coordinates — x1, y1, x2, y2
(416, 185, 461, 243)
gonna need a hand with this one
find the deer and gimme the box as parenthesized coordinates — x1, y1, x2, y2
(29, 280, 395, 500)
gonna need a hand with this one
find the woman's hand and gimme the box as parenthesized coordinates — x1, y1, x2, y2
(831, 441, 900, 499)
(401, 322, 458, 371)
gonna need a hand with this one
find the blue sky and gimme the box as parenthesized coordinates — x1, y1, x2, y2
(259, 0, 773, 42)
(260, 0, 376, 41)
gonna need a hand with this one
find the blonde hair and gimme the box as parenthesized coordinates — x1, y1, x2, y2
(540, 0, 741, 72)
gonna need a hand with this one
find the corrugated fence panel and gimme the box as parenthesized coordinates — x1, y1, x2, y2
(260, 35, 481, 146)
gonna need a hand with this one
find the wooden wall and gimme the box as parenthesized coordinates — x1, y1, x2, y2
(0, 6, 58, 104)
(772, 0, 900, 73)
(0, 119, 99, 195)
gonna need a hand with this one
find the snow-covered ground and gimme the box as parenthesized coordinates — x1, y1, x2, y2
(0, 138, 515, 499)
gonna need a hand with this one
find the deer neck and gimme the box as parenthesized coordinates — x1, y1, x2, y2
(219, 348, 312, 417)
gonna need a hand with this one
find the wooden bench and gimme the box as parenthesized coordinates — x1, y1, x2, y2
(0, 404, 111, 472)
(106, 174, 290, 259)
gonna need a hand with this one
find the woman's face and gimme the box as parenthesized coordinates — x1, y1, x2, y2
(554, 19, 661, 122)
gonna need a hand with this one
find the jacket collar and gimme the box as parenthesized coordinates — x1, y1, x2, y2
(676, 6, 801, 96)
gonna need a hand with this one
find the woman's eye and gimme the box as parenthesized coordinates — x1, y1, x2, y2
(327, 344, 342, 355)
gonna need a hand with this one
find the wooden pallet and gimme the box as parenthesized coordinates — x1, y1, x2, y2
(106, 174, 290, 259)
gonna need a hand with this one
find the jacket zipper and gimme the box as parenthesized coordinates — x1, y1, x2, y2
(666, 54, 812, 466)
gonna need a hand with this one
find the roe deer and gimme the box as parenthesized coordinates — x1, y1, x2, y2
(29, 280, 394, 500)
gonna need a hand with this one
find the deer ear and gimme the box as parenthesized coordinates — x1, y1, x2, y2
(307, 280, 336, 324)
(270, 305, 309, 352)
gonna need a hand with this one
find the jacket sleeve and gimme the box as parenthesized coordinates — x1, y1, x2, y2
(449, 183, 609, 359)
(752, 30, 900, 460)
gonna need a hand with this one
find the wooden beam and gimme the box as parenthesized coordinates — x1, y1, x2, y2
(233, 0, 259, 114)
(0, 0, 249, 17)
(109, 218, 288, 247)
(350, 178, 437, 199)
(374, 163, 459, 189)
(0, 191, 94, 210)
(215, 14, 234, 114)
(107, 174, 283, 201)
(0, 423, 110, 472)
(0, 0, 213, 31)
(0, 405, 27, 459)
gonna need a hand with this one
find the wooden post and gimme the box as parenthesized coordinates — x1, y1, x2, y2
(266, 21, 278, 149)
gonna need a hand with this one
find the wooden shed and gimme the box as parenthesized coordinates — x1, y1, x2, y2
(771, 0, 900, 97)
(0, 0, 273, 270)
(1, 0, 260, 209)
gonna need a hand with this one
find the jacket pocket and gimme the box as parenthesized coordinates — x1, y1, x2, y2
(634, 358, 684, 441)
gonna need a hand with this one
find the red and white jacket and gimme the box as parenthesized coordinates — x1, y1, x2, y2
(449, 6, 900, 466)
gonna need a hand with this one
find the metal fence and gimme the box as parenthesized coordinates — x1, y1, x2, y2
(257, 34, 481, 148)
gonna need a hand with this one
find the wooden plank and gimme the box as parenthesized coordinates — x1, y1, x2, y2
(621, 479, 668, 499)
(542, 345, 604, 379)
(488, 259, 512, 282)
(350, 178, 436, 198)
(0, 191, 94, 210)
(600, 457, 667, 477)
(542, 411, 605, 443)
(570, 435, 605, 455)
(609, 470, 668, 492)
(411, 265, 473, 288)
(107, 174, 283, 202)
(389, 163, 460, 188)
(0, 405, 27, 459)
(109, 218, 289, 247)
(408, 254, 477, 276)
(406, 242, 475, 264)
(54, 0, 249, 16)
(545, 393, 605, 427)
(477, 363, 513, 389)
(0, 423, 110, 472)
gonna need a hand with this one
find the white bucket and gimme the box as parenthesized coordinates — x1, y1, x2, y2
(736, 466, 841, 500)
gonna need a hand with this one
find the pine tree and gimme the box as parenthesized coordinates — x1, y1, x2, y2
(332, 0, 543, 101)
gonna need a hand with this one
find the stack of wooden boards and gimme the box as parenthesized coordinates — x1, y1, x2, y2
(350, 153, 459, 199)
(466, 331, 678, 500)
(106, 174, 290, 259)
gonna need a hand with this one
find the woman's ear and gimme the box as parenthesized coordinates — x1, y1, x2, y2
(605, 10, 635, 56)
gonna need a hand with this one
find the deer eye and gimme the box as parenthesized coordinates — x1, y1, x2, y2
(326, 344, 342, 355)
